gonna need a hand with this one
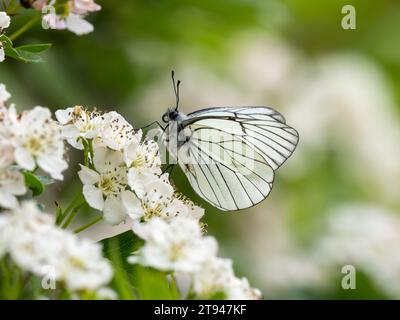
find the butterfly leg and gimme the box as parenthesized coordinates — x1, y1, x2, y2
(161, 164, 175, 176)
(134, 121, 164, 131)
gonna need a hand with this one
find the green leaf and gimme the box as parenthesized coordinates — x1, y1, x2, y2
(102, 233, 143, 300)
(23, 172, 45, 196)
(0, 34, 52, 63)
(135, 266, 180, 300)
(15, 43, 52, 53)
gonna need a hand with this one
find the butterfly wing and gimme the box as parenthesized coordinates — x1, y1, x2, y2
(175, 106, 299, 211)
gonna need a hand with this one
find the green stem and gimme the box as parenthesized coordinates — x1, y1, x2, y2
(9, 15, 40, 41)
(82, 139, 90, 167)
(57, 193, 84, 225)
(61, 203, 84, 229)
(88, 139, 94, 169)
(73, 216, 102, 234)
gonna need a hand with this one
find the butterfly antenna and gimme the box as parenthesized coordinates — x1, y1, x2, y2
(171, 70, 181, 111)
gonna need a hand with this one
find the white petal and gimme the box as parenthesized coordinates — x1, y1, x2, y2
(103, 196, 127, 225)
(14, 148, 35, 171)
(55, 108, 74, 124)
(22, 106, 51, 128)
(78, 165, 100, 184)
(0, 189, 18, 209)
(0, 83, 11, 104)
(66, 14, 94, 35)
(37, 155, 68, 180)
(61, 124, 80, 138)
(83, 184, 104, 210)
(0, 48, 5, 63)
(6, 172, 27, 195)
(121, 190, 143, 220)
(93, 147, 123, 172)
(127, 169, 158, 199)
(67, 138, 84, 150)
(0, 12, 10, 29)
(124, 141, 139, 166)
(93, 147, 108, 172)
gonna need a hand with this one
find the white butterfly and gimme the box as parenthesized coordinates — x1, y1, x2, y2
(161, 72, 299, 211)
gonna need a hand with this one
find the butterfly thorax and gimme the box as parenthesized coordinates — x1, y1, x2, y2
(162, 108, 191, 161)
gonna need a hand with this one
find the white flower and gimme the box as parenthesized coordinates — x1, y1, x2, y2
(9, 106, 67, 180)
(65, 13, 94, 35)
(42, 13, 93, 36)
(0, 12, 10, 62)
(42, 12, 67, 30)
(78, 147, 133, 224)
(191, 257, 261, 300)
(126, 178, 173, 221)
(317, 204, 400, 298)
(0, 142, 26, 209)
(0, 84, 11, 107)
(56, 234, 113, 291)
(123, 177, 204, 222)
(227, 277, 262, 300)
(56, 108, 141, 152)
(191, 257, 235, 298)
(0, 47, 4, 63)
(55, 105, 106, 150)
(0, 201, 113, 291)
(98, 111, 138, 151)
(96, 287, 118, 300)
(41, 0, 101, 36)
(125, 137, 162, 198)
(129, 217, 217, 272)
(0, 12, 10, 29)
(71, 0, 101, 15)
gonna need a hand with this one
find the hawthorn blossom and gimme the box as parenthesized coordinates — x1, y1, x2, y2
(0, 201, 113, 292)
(56, 234, 112, 291)
(227, 277, 263, 300)
(55, 105, 106, 149)
(123, 177, 204, 222)
(78, 147, 134, 224)
(0, 11, 11, 62)
(317, 205, 400, 298)
(40, 0, 101, 36)
(56, 107, 139, 151)
(98, 111, 138, 151)
(0, 142, 26, 209)
(129, 217, 217, 272)
(0, 84, 10, 107)
(191, 257, 261, 299)
(124, 136, 162, 198)
(71, 0, 101, 15)
(191, 257, 235, 298)
(9, 106, 67, 180)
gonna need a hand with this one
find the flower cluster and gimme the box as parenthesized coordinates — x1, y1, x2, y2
(130, 217, 262, 299)
(0, 11, 11, 62)
(317, 205, 400, 298)
(34, 0, 101, 35)
(56, 105, 261, 299)
(0, 84, 67, 191)
(56, 105, 202, 225)
(1, 83, 67, 209)
(0, 201, 113, 294)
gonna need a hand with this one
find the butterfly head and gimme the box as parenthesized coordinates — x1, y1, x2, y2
(162, 108, 185, 123)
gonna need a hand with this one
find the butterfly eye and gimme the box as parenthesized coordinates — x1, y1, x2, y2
(162, 113, 169, 123)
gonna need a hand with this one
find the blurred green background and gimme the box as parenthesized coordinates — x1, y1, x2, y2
(2, 0, 400, 299)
